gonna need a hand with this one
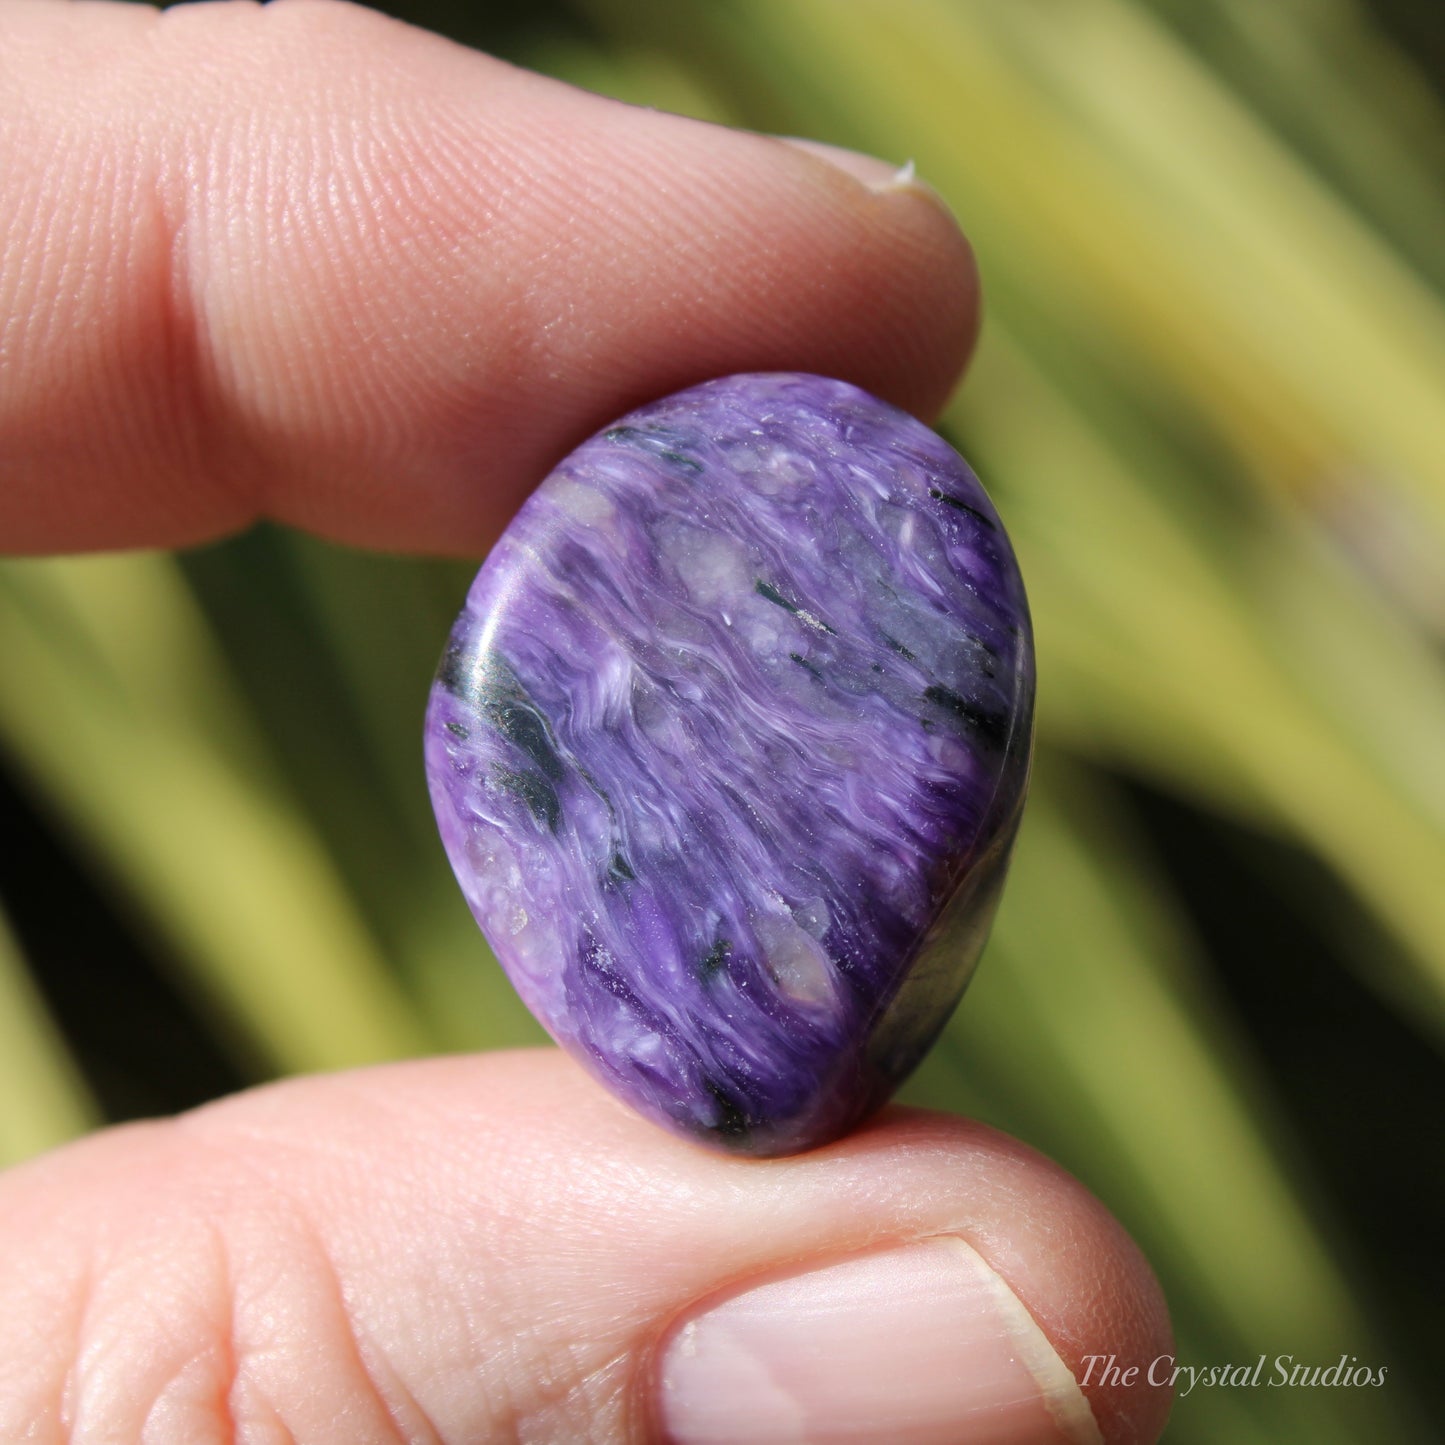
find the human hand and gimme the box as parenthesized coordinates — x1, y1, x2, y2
(0, 3, 1172, 1441)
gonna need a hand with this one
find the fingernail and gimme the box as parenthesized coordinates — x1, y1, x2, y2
(658, 1236, 1104, 1445)
(776, 136, 928, 196)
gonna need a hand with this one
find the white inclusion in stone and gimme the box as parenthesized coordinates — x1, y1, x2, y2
(791, 896, 832, 940)
(719, 439, 765, 473)
(470, 836, 567, 1008)
(770, 451, 815, 486)
(754, 909, 839, 1010)
(925, 728, 974, 774)
(463, 835, 512, 893)
(738, 610, 787, 661)
(547, 476, 616, 529)
(750, 448, 815, 496)
(629, 1029, 667, 1067)
(593, 647, 635, 725)
(879, 500, 918, 552)
(663, 524, 752, 608)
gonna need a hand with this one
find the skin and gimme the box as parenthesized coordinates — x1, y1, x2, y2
(0, 2, 1174, 1441)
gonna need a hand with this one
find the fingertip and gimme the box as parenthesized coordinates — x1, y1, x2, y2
(754, 132, 983, 425)
(770, 133, 983, 421)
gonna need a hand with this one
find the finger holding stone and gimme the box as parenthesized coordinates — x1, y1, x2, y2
(0, 1051, 1172, 1444)
(0, 0, 978, 555)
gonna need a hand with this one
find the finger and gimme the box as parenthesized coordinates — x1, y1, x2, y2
(0, 1051, 1171, 1444)
(0, 0, 979, 555)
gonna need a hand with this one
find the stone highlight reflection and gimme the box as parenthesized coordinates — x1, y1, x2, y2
(425, 374, 1034, 1154)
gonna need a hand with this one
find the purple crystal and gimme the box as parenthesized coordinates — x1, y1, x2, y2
(425, 373, 1034, 1155)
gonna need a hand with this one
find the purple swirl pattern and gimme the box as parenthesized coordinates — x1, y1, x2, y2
(425, 373, 1034, 1154)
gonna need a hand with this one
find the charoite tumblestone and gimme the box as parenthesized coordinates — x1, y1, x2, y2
(425, 373, 1034, 1155)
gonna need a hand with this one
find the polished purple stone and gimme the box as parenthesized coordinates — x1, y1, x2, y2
(424, 373, 1034, 1155)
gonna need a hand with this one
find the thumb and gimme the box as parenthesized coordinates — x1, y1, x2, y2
(0, 1050, 1172, 1443)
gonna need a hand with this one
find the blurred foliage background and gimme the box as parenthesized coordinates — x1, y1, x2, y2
(2, 1, 1443, 1440)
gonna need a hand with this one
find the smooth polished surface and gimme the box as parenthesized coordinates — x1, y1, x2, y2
(425, 373, 1033, 1154)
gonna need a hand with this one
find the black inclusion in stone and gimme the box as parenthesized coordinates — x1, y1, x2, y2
(790, 652, 826, 683)
(928, 487, 996, 529)
(702, 1079, 752, 1142)
(492, 766, 561, 832)
(755, 578, 795, 612)
(489, 699, 565, 780)
(469, 658, 567, 783)
(440, 635, 569, 787)
(606, 850, 636, 884)
(604, 425, 703, 474)
(756, 579, 837, 633)
(437, 624, 487, 708)
(699, 937, 732, 981)
(444, 721, 470, 740)
(922, 683, 1010, 748)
